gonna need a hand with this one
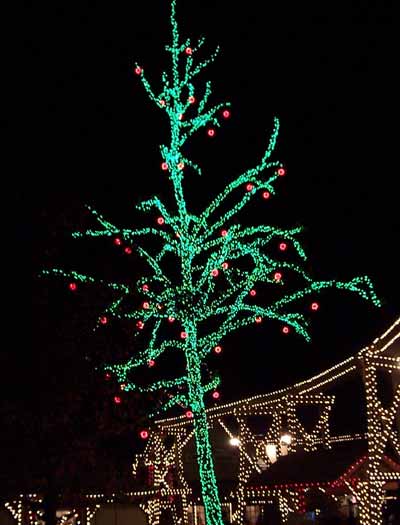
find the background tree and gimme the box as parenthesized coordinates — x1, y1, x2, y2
(42, 1, 380, 524)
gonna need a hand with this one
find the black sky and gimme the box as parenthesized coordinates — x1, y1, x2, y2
(13, 0, 400, 416)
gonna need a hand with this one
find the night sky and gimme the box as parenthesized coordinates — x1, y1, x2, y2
(5, 0, 400, 488)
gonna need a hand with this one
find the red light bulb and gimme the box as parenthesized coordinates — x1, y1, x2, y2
(214, 345, 222, 354)
(262, 191, 270, 200)
(177, 162, 184, 170)
(114, 396, 121, 404)
(274, 272, 282, 281)
(211, 269, 219, 277)
(282, 326, 290, 334)
(148, 359, 155, 367)
(143, 302, 150, 310)
(221, 229, 228, 237)
(100, 316, 108, 325)
(185, 410, 193, 418)
(168, 316, 175, 323)
(136, 320, 144, 330)
(140, 430, 149, 439)
(277, 168, 286, 176)
(114, 237, 122, 246)
(212, 391, 220, 399)
(180, 331, 188, 339)
(246, 183, 254, 192)
(185, 47, 192, 55)
(157, 217, 165, 225)
(249, 289, 256, 297)
(134, 66, 142, 75)
(159, 99, 166, 107)
(124, 247, 132, 254)
(279, 242, 287, 251)
(311, 302, 319, 311)
(222, 109, 230, 118)
(142, 284, 149, 292)
(161, 162, 168, 171)
(255, 316, 262, 324)
(221, 262, 229, 270)
(188, 96, 195, 104)
(69, 282, 77, 291)
(207, 129, 215, 137)
(105, 372, 111, 381)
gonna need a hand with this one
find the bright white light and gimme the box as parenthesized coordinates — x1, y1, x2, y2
(229, 437, 240, 446)
(266, 444, 277, 463)
(280, 433, 292, 445)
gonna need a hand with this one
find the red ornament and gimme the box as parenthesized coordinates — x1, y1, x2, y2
(207, 129, 215, 137)
(255, 316, 262, 324)
(100, 316, 108, 325)
(157, 217, 165, 225)
(221, 262, 229, 270)
(185, 410, 193, 418)
(277, 167, 286, 176)
(143, 302, 150, 310)
(279, 242, 287, 251)
(188, 96, 195, 104)
(311, 302, 319, 311)
(178, 162, 185, 170)
(222, 109, 230, 119)
(246, 183, 254, 191)
(120, 383, 126, 391)
(221, 229, 228, 237)
(69, 282, 77, 291)
(212, 391, 220, 399)
(249, 289, 256, 297)
(136, 320, 144, 330)
(274, 272, 282, 282)
(148, 359, 155, 367)
(161, 162, 168, 171)
(180, 331, 188, 339)
(185, 47, 192, 55)
(142, 284, 149, 292)
(168, 316, 175, 323)
(140, 429, 149, 439)
(114, 396, 121, 404)
(114, 237, 122, 246)
(134, 66, 142, 75)
(159, 99, 166, 107)
(214, 345, 222, 354)
(105, 372, 111, 381)
(211, 269, 219, 277)
(124, 247, 132, 254)
(282, 326, 290, 334)
(262, 191, 270, 200)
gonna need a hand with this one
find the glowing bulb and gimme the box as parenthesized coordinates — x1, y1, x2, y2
(177, 162, 184, 170)
(222, 109, 230, 118)
(161, 162, 168, 171)
(124, 247, 132, 254)
(69, 282, 77, 291)
(142, 284, 149, 292)
(114, 396, 121, 404)
(277, 167, 286, 176)
(229, 437, 240, 446)
(249, 289, 256, 297)
(157, 217, 165, 225)
(100, 316, 108, 325)
(246, 183, 254, 191)
(134, 66, 142, 75)
(188, 96, 195, 104)
(140, 430, 149, 439)
(279, 242, 287, 251)
(186, 410, 193, 418)
(214, 345, 222, 354)
(168, 316, 175, 323)
(211, 269, 219, 277)
(311, 302, 319, 311)
(274, 272, 282, 281)
(207, 129, 215, 137)
(148, 359, 155, 367)
(143, 302, 150, 309)
(136, 320, 144, 329)
(185, 47, 192, 55)
(280, 433, 292, 445)
(180, 331, 188, 339)
(262, 191, 270, 200)
(221, 229, 228, 236)
(114, 237, 122, 246)
(255, 316, 262, 323)
(282, 326, 290, 334)
(221, 262, 229, 270)
(212, 391, 220, 399)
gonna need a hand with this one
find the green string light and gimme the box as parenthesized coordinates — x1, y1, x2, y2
(43, 1, 381, 523)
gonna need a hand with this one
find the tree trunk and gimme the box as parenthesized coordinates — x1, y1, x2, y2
(185, 328, 223, 525)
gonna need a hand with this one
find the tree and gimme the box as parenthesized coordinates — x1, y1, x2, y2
(43, 1, 380, 523)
